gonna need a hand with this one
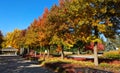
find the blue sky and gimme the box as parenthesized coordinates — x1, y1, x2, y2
(0, 0, 58, 35)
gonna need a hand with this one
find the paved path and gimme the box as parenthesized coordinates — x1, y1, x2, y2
(67, 54, 102, 59)
(0, 56, 54, 73)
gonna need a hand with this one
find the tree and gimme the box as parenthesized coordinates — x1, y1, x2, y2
(3, 29, 21, 49)
(60, 0, 120, 66)
(48, 1, 76, 59)
(112, 35, 120, 48)
(105, 38, 116, 51)
(73, 40, 85, 55)
(24, 8, 51, 58)
(18, 29, 26, 48)
(25, 18, 40, 50)
(25, 25, 37, 49)
(0, 30, 3, 48)
(37, 8, 51, 58)
(106, 35, 120, 51)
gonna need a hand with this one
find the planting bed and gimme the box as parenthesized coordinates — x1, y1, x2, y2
(43, 62, 114, 73)
(67, 55, 120, 64)
(40, 56, 120, 73)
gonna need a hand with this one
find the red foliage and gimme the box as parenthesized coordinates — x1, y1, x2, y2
(21, 29, 26, 37)
(85, 42, 94, 50)
(56, 45, 62, 52)
(72, 57, 86, 61)
(110, 60, 120, 64)
(43, 8, 49, 18)
(85, 42, 104, 51)
(97, 43, 104, 50)
(37, 8, 49, 27)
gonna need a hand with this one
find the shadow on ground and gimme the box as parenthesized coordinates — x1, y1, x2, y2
(0, 56, 54, 73)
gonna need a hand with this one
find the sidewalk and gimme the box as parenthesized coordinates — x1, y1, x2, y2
(67, 54, 102, 59)
(0, 56, 54, 73)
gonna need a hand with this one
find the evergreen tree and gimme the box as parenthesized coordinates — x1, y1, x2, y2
(0, 30, 3, 48)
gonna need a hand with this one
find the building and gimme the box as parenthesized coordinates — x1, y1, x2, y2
(0, 46, 18, 55)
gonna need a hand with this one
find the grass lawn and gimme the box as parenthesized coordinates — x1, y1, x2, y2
(39, 57, 120, 73)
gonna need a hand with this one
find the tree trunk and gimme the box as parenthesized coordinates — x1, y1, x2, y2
(47, 48, 50, 58)
(94, 44, 98, 66)
(43, 52, 45, 61)
(61, 50, 64, 59)
(43, 50, 47, 61)
(27, 48, 29, 54)
(61, 46, 64, 59)
(77, 47, 80, 55)
(94, 26, 99, 66)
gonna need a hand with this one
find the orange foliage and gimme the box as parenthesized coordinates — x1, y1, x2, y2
(59, 0, 65, 6)
(56, 45, 62, 52)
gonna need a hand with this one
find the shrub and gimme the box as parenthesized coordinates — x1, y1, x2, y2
(85, 42, 104, 51)
(99, 63, 111, 68)
(103, 50, 120, 59)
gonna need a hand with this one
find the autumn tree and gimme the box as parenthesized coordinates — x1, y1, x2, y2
(48, 1, 75, 59)
(18, 29, 26, 48)
(37, 8, 51, 58)
(58, 0, 120, 66)
(24, 8, 51, 58)
(3, 29, 21, 49)
(25, 20, 40, 50)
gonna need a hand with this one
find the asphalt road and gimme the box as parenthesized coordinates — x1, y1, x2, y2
(0, 56, 54, 73)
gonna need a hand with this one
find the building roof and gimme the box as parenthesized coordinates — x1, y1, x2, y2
(0, 47, 18, 51)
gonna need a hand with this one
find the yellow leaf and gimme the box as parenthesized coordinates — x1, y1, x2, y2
(100, 7, 107, 13)
(108, 23, 113, 27)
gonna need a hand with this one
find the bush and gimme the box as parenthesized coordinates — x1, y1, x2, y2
(103, 50, 120, 59)
(99, 63, 111, 68)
